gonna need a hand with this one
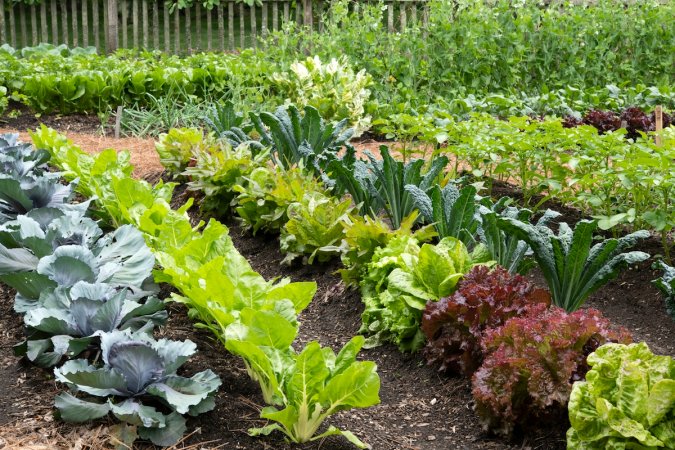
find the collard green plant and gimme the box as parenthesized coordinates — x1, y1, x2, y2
(54, 330, 221, 447)
(279, 192, 353, 265)
(497, 218, 650, 311)
(16, 283, 167, 367)
(652, 261, 675, 321)
(406, 183, 480, 248)
(422, 265, 550, 376)
(225, 309, 379, 448)
(567, 342, 675, 449)
(472, 306, 632, 437)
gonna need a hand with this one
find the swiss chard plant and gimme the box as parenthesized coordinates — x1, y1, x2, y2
(422, 265, 550, 376)
(497, 218, 650, 311)
(279, 192, 353, 265)
(567, 342, 675, 449)
(472, 306, 632, 437)
(54, 329, 221, 447)
(652, 261, 675, 321)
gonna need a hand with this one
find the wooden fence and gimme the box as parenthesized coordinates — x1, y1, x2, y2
(0, 0, 429, 54)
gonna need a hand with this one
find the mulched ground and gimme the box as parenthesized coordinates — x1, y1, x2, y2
(0, 116, 673, 449)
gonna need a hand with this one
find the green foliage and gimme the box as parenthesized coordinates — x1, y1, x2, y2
(567, 342, 675, 449)
(0, 86, 7, 115)
(338, 211, 436, 286)
(497, 218, 650, 311)
(270, 56, 373, 136)
(249, 104, 354, 175)
(406, 183, 480, 248)
(203, 100, 248, 137)
(226, 315, 380, 447)
(360, 235, 489, 351)
(279, 192, 353, 265)
(233, 165, 327, 235)
(156, 127, 205, 175)
(328, 146, 448, 229)
(479, 199, 561, 275)
(652, 261, 675, 321)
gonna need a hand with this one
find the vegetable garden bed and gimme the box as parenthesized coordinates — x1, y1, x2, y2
(0, 125, 672, 450)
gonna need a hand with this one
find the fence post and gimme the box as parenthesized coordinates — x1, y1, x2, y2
(303, 0, 311, 29)
(106, 0, 118, 52)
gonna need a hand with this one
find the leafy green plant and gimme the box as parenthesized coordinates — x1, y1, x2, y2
(360, 235, 489, 351)
(473, 306, 632, 437)
(652, 261, 675, 321)
(270, 55, 373, 136)
(422, 265, 550, 376)
(497, 218, 650, 311)
(406, 183, 480, 248)
(233, 165, 326, 235)
(155, 127, 205, 175)
(54, 329, 221, 447)
(328, 146, 448, 229)
(249, 104, 354, 174)
(279, 192, 353, 265)
(225, 310, 379, 448)
(203, 100, 248, 136)
(338, 211, 436, 286)
(479, 198, 561, 275)
(567, 342, 675, 449)
(16, 283, 166, 367)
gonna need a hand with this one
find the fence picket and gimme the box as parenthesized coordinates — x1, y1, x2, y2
(0, 0, 429, 54)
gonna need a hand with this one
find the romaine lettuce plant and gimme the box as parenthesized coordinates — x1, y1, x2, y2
(567, 342, 675, 449)
(280, 192, 353, 265)
(422, 265, 550, 376)
(652, 261, 675, 321)
(54, 330, 221, 447)
(497, 218, 650, 311)
(225, 308, 380, 448)
(472, 306, 632, 437)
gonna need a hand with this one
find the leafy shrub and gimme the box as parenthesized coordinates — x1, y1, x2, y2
(270, 56, 372, 136)
(360, 236, 488, 351)
(567, 342, 675, 449)
(422, 265, 550, 376)
(497, 218, 650, 311)
(54, 330, 221, 447)
(472, 306, 632, 437)
(652, 260, 675, 321)
(280, 192, 353, 265)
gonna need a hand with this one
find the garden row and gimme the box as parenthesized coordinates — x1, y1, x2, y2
(146, 101, 675, 446)
(26, 127, 382, 448)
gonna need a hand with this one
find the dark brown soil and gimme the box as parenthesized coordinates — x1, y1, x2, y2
(0, 102, 105, 134)
(0, 131, 673, 450)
